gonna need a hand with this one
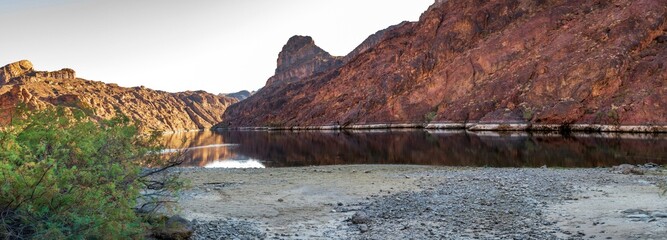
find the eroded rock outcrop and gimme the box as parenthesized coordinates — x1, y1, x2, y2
(0, 60, 34, 84)
(266, 35, 343, 85)
(223, 0, 667, 129)
(0, 60, 237, 132)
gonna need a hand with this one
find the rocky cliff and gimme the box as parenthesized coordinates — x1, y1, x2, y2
(265, 35, 344, 85)
(222, 0, 667, 130)
(0, 60, 237, 132)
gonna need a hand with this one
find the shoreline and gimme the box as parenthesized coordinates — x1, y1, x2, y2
(175, 165, 667, 239)
(217, 122, 667, 133)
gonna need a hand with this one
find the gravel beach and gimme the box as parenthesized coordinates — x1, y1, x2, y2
(173, 165, 667, 239)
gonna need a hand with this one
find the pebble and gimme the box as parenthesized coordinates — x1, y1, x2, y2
(626, 214, 650, 219)
(652, 212, 667, 218)
(358, 224, 369, 233)
(191, 219, 265, 240)
(339, 168, 640, 239)
(189, 168, 663, 239)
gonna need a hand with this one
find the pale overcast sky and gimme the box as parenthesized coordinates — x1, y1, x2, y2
(0, 0, 433, 94)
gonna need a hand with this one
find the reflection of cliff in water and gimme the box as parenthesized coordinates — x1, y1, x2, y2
(161, 131, 238, 167)
(217, 130, 667, 168)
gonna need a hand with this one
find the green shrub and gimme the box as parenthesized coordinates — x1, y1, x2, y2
(607, 109, 620, 125)
(0, 107, 179, 239)
(423, 111, 437, 123)
(522, 108, 533, 121)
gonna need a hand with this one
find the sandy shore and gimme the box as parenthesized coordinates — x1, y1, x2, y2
(173, 165, 667, 239)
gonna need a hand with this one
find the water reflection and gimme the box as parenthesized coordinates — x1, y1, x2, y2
(161, 130, 667, 168)
(161, 131, 240, 167)
(204, 159, 265, 169)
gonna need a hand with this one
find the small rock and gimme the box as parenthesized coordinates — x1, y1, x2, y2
(644, 163, 659, 168)
(337, 202, 344, 206)
(351, 211, 371, 224)
(358, 224, 369, 233)
(622, 209, 649, 215)
(611, 164, 645, 175)
(277, 198, 284, 202)
(626, 214, 650, 219)
(651, 212, 667, 218)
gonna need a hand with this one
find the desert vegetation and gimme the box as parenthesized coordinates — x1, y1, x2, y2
(0, 106, 183, 239)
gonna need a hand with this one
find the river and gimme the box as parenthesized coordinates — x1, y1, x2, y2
(161, 130, 667, 168)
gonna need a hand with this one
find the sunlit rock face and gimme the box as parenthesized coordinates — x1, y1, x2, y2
(0, 60, 237, 132)
(266, 35, 344, 86)
(223, 0, 667, 127)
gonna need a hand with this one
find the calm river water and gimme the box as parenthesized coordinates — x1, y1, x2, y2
(161, 130, 667, 168)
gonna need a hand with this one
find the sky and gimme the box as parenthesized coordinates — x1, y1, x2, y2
(0, 0, 434, 94)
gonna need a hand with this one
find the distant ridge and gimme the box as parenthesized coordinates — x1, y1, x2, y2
(223, 90, 255, 101)
(0, 60, 237, 133)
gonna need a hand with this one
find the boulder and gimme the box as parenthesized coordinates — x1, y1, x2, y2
(152, 215, 194, 240)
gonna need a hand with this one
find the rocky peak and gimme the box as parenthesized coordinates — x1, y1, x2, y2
(267, 35, 343, 85)
(0, 60, 34, 84)
(223, 90, 253, 101)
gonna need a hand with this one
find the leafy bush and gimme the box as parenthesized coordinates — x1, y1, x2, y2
(522, 108, 533, 121)
(0, 107, 180, 239)
(423, 111, 437, 123)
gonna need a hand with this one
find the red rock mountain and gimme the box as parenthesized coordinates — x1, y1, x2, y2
(266, 35, 343, 85)
(0, 60, 237, 132)
(222, 0, 667, 129)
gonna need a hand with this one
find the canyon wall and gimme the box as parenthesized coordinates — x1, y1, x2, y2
(222, 0, 667, 130)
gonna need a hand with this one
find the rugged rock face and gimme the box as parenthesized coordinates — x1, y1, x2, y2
(223, 0, 667, 128)
(265, 35, 343, 85)
(0, 60, 237, 132)
(0, 60, 34, 84)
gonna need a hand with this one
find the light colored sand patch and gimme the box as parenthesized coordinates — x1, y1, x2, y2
(177, 165, 430, 237)
(547, 178, 667, 239)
